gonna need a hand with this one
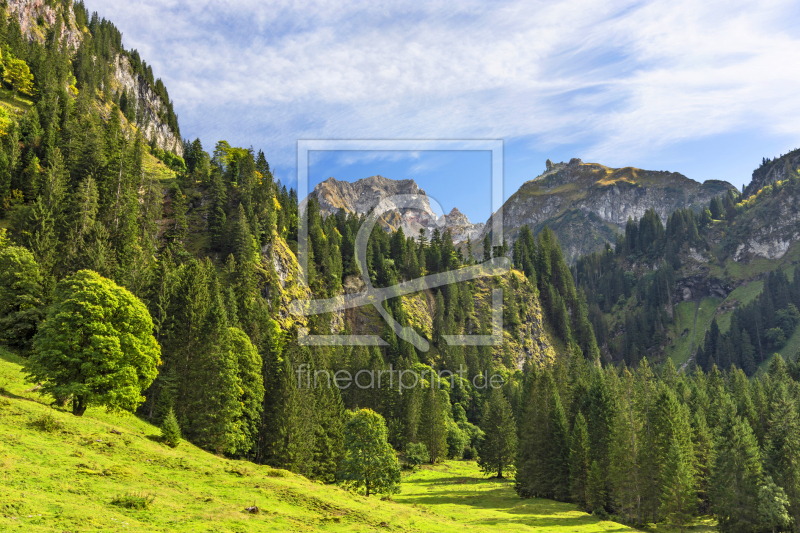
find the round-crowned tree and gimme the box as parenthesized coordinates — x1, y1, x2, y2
(338, 409, 401, 497)
(26, 270, 161, 416)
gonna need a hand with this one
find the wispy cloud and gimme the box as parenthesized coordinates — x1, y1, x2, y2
(96, 0, 800, 175)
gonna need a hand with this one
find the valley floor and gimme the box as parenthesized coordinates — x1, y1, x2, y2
(0, 348, 709, 532)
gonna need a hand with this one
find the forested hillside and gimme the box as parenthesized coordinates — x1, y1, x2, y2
(2, 2, 800, 533)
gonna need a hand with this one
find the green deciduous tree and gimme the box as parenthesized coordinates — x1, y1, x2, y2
(758, 476, 791, 533)
(26, 270, 161, 416)
(338, 409, 401, 497)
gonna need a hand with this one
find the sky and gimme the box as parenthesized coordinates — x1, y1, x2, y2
(93, 0, 800, 223)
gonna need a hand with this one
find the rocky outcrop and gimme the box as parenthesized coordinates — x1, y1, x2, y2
(674, 271, 732, 302)
(478, 158, 735, 262)
(4, 1, 181, 156)
(112, 55, 183, 156)
(744, 148, 800, 198)
(6, 0, 83, 50)
(727, 183, 800, 262)
(436, 207, 484, 243)
(310, 176, 482, 242)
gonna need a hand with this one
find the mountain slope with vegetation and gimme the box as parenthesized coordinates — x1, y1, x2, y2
(0, 349, 636, 533)
(479, 157, 735, 262)
(2, 2, 800, 533)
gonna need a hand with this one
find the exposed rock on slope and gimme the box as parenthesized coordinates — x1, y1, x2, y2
(438, 207, 484, 243)
(5, 1, 182, 156)
(723, 179, 800, 262)
(7, 0, 82, 49)
(744, 148, 800, 198)
(479, 158, 735, 262)
(310, 176, 483, 242)
(112, 55, 183, 156)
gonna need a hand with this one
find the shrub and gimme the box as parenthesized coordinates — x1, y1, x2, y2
(32, 410, 62, 432)
(405, 442, 428, 470)
(160, 408, 181, 448)
(111, 493, 154, 510)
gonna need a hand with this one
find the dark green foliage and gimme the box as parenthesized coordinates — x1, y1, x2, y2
(26, 270, 160, 416)
(478, 388, 517, 478)
(160, 407, 181, 448)
(570, 411, 591, 509)
(711, 396, 763, 533)
(586, 460, 606, 514)
(405, 442, 428, 469)
(0, 244, 44, 347)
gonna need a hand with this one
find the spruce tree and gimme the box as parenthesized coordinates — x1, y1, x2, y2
(478, 388, 517, 478)
(609, 368, 642, 524)
(417, 376, 449, 464)
(711, 396, 763, 533)
(764, 381, 800, 528)
(586, 460, 606, 513)
(161, 407, 181, 448)
(660, 436, 697, 533)
(570, 412, 591, 509)
(547, 387, 571, 501)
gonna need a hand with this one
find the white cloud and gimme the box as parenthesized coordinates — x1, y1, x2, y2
(95, 0, 800, 170)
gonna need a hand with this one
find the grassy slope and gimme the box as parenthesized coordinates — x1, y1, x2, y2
(0, 348, 627, 533)
(665, 298, 720, 368)
(396, 462, 631, 532)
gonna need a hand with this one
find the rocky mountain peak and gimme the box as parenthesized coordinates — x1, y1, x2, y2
(477, 158, 737, 262)
(309, 176, 484, 243)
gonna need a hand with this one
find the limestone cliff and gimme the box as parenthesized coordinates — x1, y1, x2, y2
(111, 54, 183, 156)
(478, 158, 736, 262)
(743, 147, 800, 198)
(4, 0, 182, 156)
(6, 0, 82, 50)
(310, 176, 483, 243)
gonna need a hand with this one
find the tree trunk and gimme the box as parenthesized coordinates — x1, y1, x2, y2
(72, 396, 86, 416)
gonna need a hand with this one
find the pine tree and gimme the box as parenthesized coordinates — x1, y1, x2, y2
(711, 396, 763, 533)
(161, 407, 181, 448)
(547, 387, 571, 501)
(417, 377, 449, 464)
(570, 412, 591, 509)
(478, 388, 517, 478)
(609, 367, 642, 524)
(763, 381, 800, 528)
(587, 369, 614, 496)
(660, 435, 697, 533)
(586, 460, 606, 513)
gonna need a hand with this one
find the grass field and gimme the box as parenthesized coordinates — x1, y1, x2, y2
(0, 347, 637, 532)
(665, 301, 698, 367)
(396, 462, 633, 532)
(665, 298, 720, 368)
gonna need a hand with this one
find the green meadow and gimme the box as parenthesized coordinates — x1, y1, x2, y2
(0, 347, 642, 533)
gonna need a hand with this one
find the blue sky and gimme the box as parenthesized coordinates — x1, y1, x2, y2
(94, 0, 800, 223)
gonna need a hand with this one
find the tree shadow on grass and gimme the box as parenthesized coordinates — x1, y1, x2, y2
(396, 488, 636, 531)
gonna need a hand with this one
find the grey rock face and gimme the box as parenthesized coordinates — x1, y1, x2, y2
(744, 148, 800, 198)
(310, 176, 483, 242)
(7, 0, 82, 50)
(112, 55, 183, 156)
(477, 159, 736, 262)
